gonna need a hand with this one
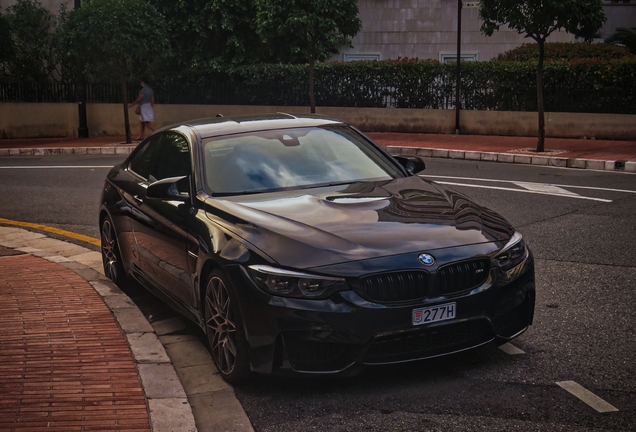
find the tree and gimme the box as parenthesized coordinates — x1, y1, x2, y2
(255, 0, 361, 113)
(479, 0, 606, 152)
(1, 0, 62, 84)
(150, 0, 267, 81)
(0, 13, 14, 77)
(605, 27, 636, 55)
(60, 0, 170, 143)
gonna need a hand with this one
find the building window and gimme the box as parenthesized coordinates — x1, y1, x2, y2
(343, 53, 381, 62)
(439, 53, 479, 63)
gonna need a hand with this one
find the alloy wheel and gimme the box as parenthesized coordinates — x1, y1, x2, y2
(205, 276, 237, 376)
(101, 218, 120, 282)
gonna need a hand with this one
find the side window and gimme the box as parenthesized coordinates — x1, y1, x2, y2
(128, 136, 161, 180)
(149, 133, 192, 183)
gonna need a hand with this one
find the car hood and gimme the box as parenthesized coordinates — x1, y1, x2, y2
(204, 176, 514, 269)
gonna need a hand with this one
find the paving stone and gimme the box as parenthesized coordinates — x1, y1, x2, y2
(548, 157, 568, 167)
(567, 158, 587, 169)
(176, 363, 229, 395)
(188, 390, 254, 432)
(103, 293, 137, 309)
(498, 154, 514, 163)
(432, 149, 449, 158)
(449, 150, 465, 159)
(114, 308, 155, 333)
(164, 339, 213, 368)
(148, 398, 197, 432)
(513, 155, 532, 164)
(90, 280, 125, 297)
(127, 333, 171, 363)
(585, 159, 606, 170)
(138, 364, 187, 398)
(385, 145, 401, 154)
(152, 317, 187, 336)
(464, 151, 480, 160)
(159, 334, 200, 345)
(480, 152, 498, 161)
(531, 156, 549, 166)
(625, 161, 636, 173)
(605, 160, 617, 171)
(415, 148, 433, 157)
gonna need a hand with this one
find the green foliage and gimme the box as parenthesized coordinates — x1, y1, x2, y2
(254, 0, 361, 62)
(605, 27, 636, 55)
(479, 0, 606, 43)
(1, 0, 64, 83)
(60, 0, 170, 82)
(149, 0, 267, 81)
(216, 58, 636, 114)
(497, 42, 635, 61)
(0, 13, 13, 69)
(255, 0, 361, 111)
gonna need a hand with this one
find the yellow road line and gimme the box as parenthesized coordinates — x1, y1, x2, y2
(0, 217, 101, 247)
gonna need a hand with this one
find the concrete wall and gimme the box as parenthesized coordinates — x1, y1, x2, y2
(336, 0, 577, 62)
(1, 103, 634, 140)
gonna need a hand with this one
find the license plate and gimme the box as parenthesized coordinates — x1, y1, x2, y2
(412, 302, 456, 326)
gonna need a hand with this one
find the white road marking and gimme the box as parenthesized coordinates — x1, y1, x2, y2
(424, 175, 636, 194)
(0, 166, 112, 169)
(498, 343, 525, 355)
(435, 181, 613, 203)
(513, 181, 580, 196)
(556, 381, 619, 413)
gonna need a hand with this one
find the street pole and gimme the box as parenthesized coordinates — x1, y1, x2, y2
(75, 0, 88, 138)
(455, 0, 462, 135)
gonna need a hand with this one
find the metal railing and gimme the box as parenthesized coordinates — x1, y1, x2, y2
(0, 81, 632, 114)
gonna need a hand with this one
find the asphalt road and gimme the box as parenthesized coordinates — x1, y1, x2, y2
(1, 155, 635, 431)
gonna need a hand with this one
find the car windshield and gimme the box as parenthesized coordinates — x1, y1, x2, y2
(202, 126, 402, 195)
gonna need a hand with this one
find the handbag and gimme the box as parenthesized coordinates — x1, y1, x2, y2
(134, 105, 141, 115)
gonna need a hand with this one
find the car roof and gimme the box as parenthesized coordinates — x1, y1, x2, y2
(158, 112, 345, 139)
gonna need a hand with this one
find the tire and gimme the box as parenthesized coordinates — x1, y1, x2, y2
(204, 270, 250, 383)
(100, 215, 127, 286)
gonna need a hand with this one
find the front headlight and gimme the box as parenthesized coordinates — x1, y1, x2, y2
(247, 265, 348, 299)
(495, 232, 528, 271)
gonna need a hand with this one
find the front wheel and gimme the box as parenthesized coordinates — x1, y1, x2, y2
(100, 215, 127, 285)
(204, 270, 250, 383)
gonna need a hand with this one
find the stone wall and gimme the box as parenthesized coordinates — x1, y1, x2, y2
(1, 103, 634, 141)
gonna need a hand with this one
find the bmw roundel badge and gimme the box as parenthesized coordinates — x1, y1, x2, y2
(418, 253, 435, 266)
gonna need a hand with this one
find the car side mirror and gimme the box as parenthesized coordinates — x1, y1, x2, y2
(394, 156, 426, 175)
(146, 176, 190, 201)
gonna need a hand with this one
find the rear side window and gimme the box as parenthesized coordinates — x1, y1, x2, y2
(128, 133, 191, 182)
(128, 136, 161, 180)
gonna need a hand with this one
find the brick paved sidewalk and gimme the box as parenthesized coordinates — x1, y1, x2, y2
(0, 250, 150, 432)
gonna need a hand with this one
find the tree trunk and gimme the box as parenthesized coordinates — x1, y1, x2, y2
(121, 76, 131, 144)
(536, 39, 545, 153)
(309, 52, 316, 114)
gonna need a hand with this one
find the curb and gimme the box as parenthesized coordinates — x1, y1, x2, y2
(0, 145, 136, 157)
(386, 146, 636, 173)
(2, 144, 635, 173)
(0, 226, 197, 432)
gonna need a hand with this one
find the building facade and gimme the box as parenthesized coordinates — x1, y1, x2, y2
(2, 0, 635, 63)
(337, 0, 636, 62)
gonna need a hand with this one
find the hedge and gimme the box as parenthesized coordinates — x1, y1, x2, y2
(217, 58, 636, 113)
(496, 42, 635, 62)
(2, 57, 635, 114)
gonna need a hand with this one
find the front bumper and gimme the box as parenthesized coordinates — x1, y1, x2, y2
(227, 255, 535, 375)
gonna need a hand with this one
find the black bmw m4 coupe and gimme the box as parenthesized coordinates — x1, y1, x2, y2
(99, 113, 535, 382)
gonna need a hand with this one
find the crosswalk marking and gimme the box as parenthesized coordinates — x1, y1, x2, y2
(498, 343, 525, 355)
(556, 381, 619, 413)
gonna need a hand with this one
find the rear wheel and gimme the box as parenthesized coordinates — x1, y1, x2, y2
(100, 215, 126, 285)
(204, 270, 250, 383)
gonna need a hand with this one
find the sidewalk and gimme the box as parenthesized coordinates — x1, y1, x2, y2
(1, 133, 635, 171)
(0, 226, 254, 432)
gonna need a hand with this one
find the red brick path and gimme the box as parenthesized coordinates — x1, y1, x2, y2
(0, 254, 150, 432)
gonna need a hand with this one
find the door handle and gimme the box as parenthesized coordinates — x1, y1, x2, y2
(133, 195, 143, 205)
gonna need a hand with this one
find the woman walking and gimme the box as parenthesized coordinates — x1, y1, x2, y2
(128, 79, 155, 140)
